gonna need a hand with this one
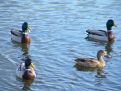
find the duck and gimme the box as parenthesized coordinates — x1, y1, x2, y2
(11, 22, 31, 44)
(75, 50, 107, 68)
(16, 58, 36, 80)
(86, 19, 116, 42)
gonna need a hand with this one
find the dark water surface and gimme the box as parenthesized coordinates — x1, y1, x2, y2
(0, 0, 121, 91)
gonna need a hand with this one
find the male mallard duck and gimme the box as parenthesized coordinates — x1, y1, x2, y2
(11, 22, 31, 44)
(16, 58, 36, 80)
(86, 19, 116, 42)
(75, 50, 107, 68)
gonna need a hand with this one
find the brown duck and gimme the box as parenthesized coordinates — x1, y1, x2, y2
(75, 50, 107, 68)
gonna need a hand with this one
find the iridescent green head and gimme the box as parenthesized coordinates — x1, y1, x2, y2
(22, 22, 28, 32)
(25, 58, 32, 69)
(106, 19, 115, 30)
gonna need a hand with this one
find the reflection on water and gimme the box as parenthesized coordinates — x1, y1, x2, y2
(22, 80, 33, 91)
(86, 37, 114, 58)
(94, 74, 106, 86)
(105, 42, 113, 58)
(95, 68, 106, 78)
(16, 77, 34, 91)
(21, 44, 30, 56)
(74, 63, 107, 87)
(11, 41, 30, 57)
(74, 63, 106, 77)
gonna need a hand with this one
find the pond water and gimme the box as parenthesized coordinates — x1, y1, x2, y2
(0, 0, 121, 91)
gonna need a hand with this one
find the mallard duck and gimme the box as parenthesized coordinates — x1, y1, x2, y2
(86, 19, 116, 42)
(11, 22, 31, 44)
(16, 58, 36, 80)
(75, 50, 107, 68)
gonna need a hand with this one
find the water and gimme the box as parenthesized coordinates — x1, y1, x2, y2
(0, 0, 121, 91)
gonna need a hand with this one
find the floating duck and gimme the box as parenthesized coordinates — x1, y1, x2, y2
(86, 19, 116, 42)
(75, 50, 107, 68)
(11, 22, 31, 44)
(16, 58, 36, 80)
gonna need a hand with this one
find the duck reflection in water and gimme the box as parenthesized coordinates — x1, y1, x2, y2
(74, 63, 106, 78)
(22, 80, 33, 91)
(85, 38, 114, 58)
(21, 43, 30, 56)
(94, 69, 107, 86)
(17, 77, 33, 91)
(11, 40, 30, 56)
(105, 41, 113, 58)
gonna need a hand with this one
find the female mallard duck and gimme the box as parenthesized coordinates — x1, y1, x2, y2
(86, 19, 116, 42)
(75, 50, 107, 68)
(16, 58, 36, 80)
(11, 22, 31, 44)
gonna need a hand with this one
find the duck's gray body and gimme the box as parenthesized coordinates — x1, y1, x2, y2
(86, 19, 115, 42)
(86, 29, 108, 42)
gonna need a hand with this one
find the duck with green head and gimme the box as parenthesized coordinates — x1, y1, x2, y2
(75, 50, 107, 68)
(16, 58, 36, 80)
(86, 19, 116, 42)
(11, 22, 31, 44)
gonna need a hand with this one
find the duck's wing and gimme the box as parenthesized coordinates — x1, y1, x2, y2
(75, 58, 98, 62)
(75, 58, 99, 67)
(75, 58, 95, 62)
(16, 62, 25, 78)
(86, 29, 107, 36)
(16, 62, 25, 71)
(11, 29, 22, 36)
